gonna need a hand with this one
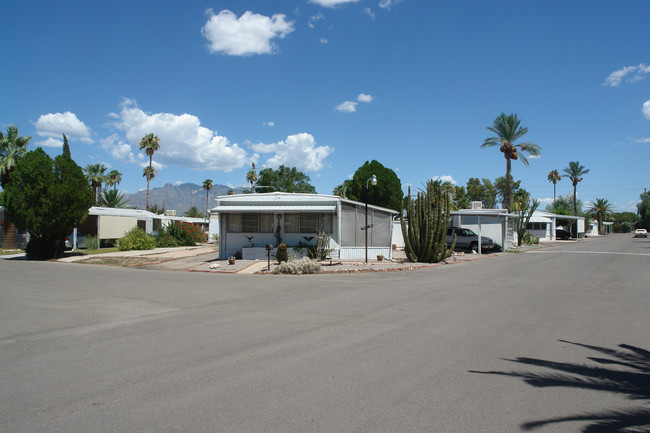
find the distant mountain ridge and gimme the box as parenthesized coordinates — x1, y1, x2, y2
(123, 183, 245, 215)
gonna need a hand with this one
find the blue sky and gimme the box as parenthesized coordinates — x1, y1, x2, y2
(2, 0, 649, 212)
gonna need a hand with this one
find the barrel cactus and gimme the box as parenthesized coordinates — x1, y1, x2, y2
(276, 243, 289, 263)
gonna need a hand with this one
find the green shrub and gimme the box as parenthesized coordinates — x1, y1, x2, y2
(521, 232, 539, 246)
(117, 227, 156, 251)
(273, 257, 321, 274)
(157, 222, 204, 246)
(492, 243, 502, 252)
(155, 233, 180, 248)
(276, 243, 288, 263)
(85, 235, 99, 250)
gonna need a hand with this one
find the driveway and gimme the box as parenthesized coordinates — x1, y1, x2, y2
(1, 234, 648, 432)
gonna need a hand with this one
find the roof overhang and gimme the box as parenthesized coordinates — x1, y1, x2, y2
(213, 205, 336, 214)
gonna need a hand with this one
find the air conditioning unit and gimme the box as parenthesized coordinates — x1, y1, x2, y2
(470, 201, 483, 210)
(165, 210, 176, 216)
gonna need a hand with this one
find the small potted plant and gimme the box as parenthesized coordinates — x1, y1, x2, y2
(227, 256, 236, 265)
(377, 254, 384, 261)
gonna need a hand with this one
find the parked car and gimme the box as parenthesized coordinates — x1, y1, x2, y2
(446, 227, 494, 252)
(555, 228, 572, 240)
(634, 228, 648, 238)
(64, 232, 87, 249)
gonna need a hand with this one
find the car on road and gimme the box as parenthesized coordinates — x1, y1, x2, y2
(446, 227, 494, 252)
(555, 228, 572, 240)
(64, 232, 87, 249)
(634, 228, 648, 238)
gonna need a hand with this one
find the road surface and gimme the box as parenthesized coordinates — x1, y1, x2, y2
(1, 234, 648, 432)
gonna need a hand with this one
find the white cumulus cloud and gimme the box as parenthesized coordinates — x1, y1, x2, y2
(34, 111, 93, 143)
(603, 63, 650, 86)
(643, 100, 650, 120)
(110, 99, 247, 172)
(364, 8, 376, 19)
(202, 9, 294, 56)
(432, 175, 457, 185)
(357, 93, 374, 103)
(35, 137, 64, 148)
(336, 101, 358, 112)
(310, 0, 360, 7)
(100, 134, 137, 163)
(336, 93, 373, 112)
(252, 133, 332, 172)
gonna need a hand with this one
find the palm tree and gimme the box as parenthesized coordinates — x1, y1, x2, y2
(202, 179, 213, 218)
(142, 165, 157, 210)
(83, 163, 107, 204)
(100, 188, 129, 208)
(481, 113, 542, 209)
(106, 169, 122, 190)
(184, 206, 205, 218)
(333, 184, 347, 198)
(138, 133, 161, 209)
(246, 162, 258, 193)
(562, 161, 590, 216)
(547, 170, 561, 201)
(0, 125, 31, 249)
(587, 198, 613, 234)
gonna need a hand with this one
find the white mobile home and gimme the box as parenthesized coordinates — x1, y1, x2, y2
(211, 193, 398, 260)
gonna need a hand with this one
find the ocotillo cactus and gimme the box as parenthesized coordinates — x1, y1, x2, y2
(400, 180, 455, 263)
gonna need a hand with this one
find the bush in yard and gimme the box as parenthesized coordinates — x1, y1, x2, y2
(117, 227, 156, 251)
(273, 257, 321, 274)
(155, 233, 179, 248)
(157, 222, 204, 246)
(521, 232, 539, 245)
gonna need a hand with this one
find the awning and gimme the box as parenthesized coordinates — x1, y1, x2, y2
(212, 205, 336, 213)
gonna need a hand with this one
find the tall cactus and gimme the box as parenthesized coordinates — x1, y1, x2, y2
(401, 180, 455, 263)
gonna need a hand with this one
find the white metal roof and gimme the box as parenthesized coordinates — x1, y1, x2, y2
(213, 205, 336, 213)
(89, 206, 159, 218)
(212, 192, 397, 215)
(451, 208, 517, 218)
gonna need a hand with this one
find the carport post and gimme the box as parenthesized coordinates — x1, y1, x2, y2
(477, 215, 482, 255)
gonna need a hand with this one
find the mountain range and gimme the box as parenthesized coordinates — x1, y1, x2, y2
(122, 183, 245, 215)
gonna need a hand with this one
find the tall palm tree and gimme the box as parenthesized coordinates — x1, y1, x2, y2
(138, 133, 161, 210)
(106, 169, 122, 190)
(246, 162, 258, 193)
(547, 170, 561, 202)
(142, 165, 157, 210)
(587, 198, 613, 234)
(481, 113, 542, 209)
(0, 125, 31, 249)
(562, 161, 589, 216)
(202, 178, 213, 218)
(83, 163, 107, 205)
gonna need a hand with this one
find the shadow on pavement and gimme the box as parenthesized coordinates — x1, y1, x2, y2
(470, 340, 650, 432)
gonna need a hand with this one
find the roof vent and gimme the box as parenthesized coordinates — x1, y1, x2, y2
(470, 201, 483, 210)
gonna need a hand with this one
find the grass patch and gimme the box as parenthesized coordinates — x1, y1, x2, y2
(61, 247, 120, 258)
(1, 249, 24, 255)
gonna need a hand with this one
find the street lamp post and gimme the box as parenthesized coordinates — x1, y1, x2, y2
(363, 174, 378, 264)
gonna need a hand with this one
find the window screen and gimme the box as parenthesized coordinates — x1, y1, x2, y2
(300, 214, 318, 233)
(285, 214, 299, 233)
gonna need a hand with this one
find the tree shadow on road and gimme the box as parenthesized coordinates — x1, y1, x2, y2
(470, 340, 650, 432)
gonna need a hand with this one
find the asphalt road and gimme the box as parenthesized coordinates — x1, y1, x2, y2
(1, 234, 649, 432)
